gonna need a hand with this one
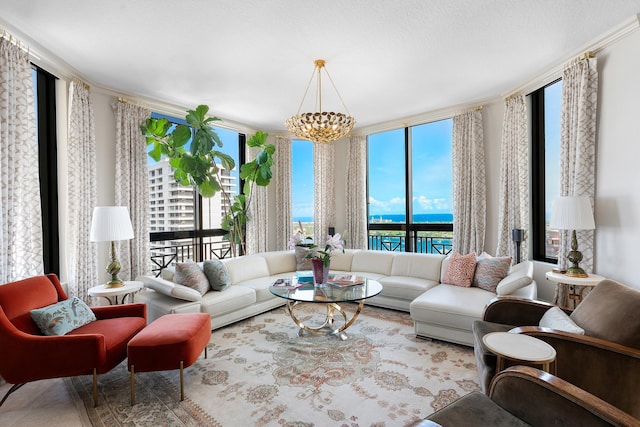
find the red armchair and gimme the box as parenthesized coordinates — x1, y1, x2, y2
(0, 274, 146, 407)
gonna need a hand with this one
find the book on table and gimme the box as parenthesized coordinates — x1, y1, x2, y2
(327, 274, 365, 287)
(271, 277, 302, 290)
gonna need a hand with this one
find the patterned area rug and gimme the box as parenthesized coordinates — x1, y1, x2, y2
(67, 304, 479, 426)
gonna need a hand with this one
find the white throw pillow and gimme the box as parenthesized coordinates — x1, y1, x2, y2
(539, 306, 585, 334)
(495, 261, 533, 295)
(141, 276, 203, 302)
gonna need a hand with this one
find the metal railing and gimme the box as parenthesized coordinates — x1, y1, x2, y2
(368, 223, 453, 254)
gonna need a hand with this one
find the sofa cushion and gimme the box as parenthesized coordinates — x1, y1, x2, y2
(175, 262, 210, 295)
(261, 251, 297, 275)
(351, 250, 394, 276)
(330, 249, 358, 272)
(539, 306, 584, 334)
(473, 253, 512, 292)
(495, 261, 533, 295)
(570, 279, 640, 349)
(442, 252, 477, 287)
(139, 275, 203, 302)
(378, 276, 440, 300)
(199, 285, 256, 317)
(223, 255, 270, 284)
(203, 259, 231, 291)
(236, 277, 281, 303)
(30, 297, 96, 336)
(390, 252, 444, 281)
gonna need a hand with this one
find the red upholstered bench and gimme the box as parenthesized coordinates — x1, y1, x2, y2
(127, 313, 211, 405)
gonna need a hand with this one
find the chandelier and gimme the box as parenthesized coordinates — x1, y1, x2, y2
(285, 59, 355, 144)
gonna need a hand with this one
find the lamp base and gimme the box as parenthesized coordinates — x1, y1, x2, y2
(565, 267, 588, 278)
(104, 279, 125, 288)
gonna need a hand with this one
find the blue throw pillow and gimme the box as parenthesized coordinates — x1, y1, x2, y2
(30, 296, 96, 336)
(203, 259, 231, 291)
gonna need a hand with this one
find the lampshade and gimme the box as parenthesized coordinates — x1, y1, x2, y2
(549, 196, 595, 230)
(90, 206, 134, 242)
(285, 59, 355, 144)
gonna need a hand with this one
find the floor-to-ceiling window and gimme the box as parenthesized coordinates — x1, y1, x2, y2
(147, 113, 244, 274)
(291, 139, 314, 236)
(368, 119, 453, 253)
(531, 79, 563, 262)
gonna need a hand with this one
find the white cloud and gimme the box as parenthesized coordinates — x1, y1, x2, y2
(414, 196, 449, 211)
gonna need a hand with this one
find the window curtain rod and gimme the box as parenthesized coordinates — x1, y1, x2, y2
(455, 105, 483, 116)
(0, 28, 37, 60)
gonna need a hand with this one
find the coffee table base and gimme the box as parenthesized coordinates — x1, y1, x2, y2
(285, 300, 366, 340)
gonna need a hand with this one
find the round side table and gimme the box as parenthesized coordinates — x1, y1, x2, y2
(483, 331, 556, 374)
(88, 280, 143, 305)
(545, 271, 605, 310)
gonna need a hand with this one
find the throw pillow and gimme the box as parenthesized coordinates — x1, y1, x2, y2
(30, 296, 96, 336)
(203, 259, 232, 291)
(539, 306, 585, 334)
(294, 245, 312, 270)
(472, 253, 512, 292)
(175, 262, 210, 295)
(442, 251, 477, 287)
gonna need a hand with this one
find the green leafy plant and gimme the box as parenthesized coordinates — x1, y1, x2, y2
(141, 105, 275, 256)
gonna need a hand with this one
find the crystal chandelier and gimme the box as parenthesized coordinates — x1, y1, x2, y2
(285, 59, 355, 144)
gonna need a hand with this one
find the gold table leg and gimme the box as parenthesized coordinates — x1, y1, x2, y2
(285, 300, 366, 340)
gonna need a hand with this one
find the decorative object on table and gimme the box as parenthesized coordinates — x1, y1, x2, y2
(304, 233, 345, 287)
(327, 274, 365, 287)
(285, 59, 355, 144)
(549, 196, 595, 278)
(90, 206, 134, 288)
(289, 226, 314, 270)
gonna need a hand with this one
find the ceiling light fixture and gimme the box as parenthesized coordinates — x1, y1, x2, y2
(285, 59, 355, 144)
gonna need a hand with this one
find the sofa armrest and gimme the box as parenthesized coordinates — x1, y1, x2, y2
(136, 274, 203, 302)
(513, 327, 640, 419)
(482, 296, 558, 325)
(490, 366, 639, 426)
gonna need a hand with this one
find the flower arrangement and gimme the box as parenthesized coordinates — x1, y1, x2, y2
(304, 233, 346, 268)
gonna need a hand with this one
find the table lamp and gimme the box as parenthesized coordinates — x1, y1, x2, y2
(549, 196, 595, 278)
(90, 206, 134, 288)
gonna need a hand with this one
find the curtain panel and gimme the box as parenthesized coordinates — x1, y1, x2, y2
(345, 135, 368, 249)
(452, 110, 486, 255)
(113, 101, 151, 279)
(313, 142, 336, 245)
(496, 95, 529, 261)
(67, 79, 98, 301)
(274, 136, 292, 250)
(0, 38, 44, 282)
(558, 56, 598, 272)
(245, 140, 269, 254)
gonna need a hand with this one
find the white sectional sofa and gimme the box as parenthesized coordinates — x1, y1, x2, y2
(135, 249, 536, 346)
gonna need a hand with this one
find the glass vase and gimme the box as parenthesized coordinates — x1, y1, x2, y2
(311, 259, 330, 287)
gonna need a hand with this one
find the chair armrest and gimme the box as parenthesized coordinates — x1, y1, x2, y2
(482, 296, 561, 325)
(92, 303, 146, 320)
(491, 366, 639, 426)
(513, 327, 640, 419)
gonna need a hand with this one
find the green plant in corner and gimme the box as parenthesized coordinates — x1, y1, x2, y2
(141, 105, 275, 257)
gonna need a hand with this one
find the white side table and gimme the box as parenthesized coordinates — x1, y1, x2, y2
(88, 280, 143, 305)
(483, 331, 556, 374)
(545, 272, 605, 310)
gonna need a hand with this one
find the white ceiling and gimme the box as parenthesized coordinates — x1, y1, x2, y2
(1, 1, 639, 133)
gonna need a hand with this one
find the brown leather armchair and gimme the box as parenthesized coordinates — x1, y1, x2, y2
(0, 274, 147, 407)
(472, 279, 640, 420)
(416, 366, 640, 427)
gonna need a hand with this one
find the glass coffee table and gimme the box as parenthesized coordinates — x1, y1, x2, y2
(270, 278, 382, 340)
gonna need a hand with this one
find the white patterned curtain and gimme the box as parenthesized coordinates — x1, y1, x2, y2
(452, 110, 486, 255)
(345, 135, 368, 249)
(245, 138, 269, 254)
(0, 38, 44, 282)
(67, 79, 97, 300)
(496, 95, 529, 261)
(113, 101, 151, 279)
(274, 136, 292, 250)
(558, 56, 598, 272)
(313, 141, 336, 245)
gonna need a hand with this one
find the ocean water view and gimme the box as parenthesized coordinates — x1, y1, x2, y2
(293, 213, 454, 224)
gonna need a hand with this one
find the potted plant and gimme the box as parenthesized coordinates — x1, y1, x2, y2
(141, 105, 275, 256)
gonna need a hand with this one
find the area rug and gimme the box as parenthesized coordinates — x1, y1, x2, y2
(67, 304, 480, 426)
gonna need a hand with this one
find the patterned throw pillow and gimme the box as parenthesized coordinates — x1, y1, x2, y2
(442, 251, 477, 287)
(472, 253, 512, 292)
(30, 296, 96, 336)
(175, 262, 210, 295)
(203, 259, 232, 291)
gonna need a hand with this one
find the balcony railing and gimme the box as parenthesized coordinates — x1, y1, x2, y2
(368, 223, 453, 254)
